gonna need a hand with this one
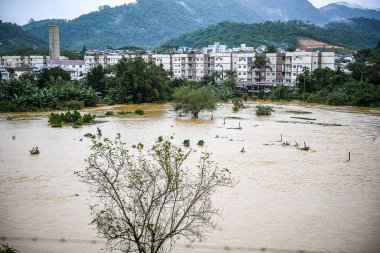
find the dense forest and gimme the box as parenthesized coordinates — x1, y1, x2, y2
(160, 19, 380, 51)
(0, 21, 46, 52)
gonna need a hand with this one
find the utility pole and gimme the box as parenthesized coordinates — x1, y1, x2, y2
(303, 76, 306, 101)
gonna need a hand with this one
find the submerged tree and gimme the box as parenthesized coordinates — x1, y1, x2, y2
(76, 135, 234, 253)
(173, 85, 217, 118)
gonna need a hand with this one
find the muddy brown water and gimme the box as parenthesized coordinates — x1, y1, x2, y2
(0, 103, 379, 253)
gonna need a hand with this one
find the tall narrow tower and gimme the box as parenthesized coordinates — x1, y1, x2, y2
(49, 25, 60, 60)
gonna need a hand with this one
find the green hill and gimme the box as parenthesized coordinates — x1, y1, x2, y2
(325, 17, 380, 34)
(22, 0, 261, 50)
(0, 21, 46, 52)
(160, 20, 380, 51)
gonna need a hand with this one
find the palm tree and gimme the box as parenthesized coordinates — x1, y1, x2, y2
(249, 54, 273, 83)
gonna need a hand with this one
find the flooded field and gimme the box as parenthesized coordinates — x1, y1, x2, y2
(0, 103, 379, 253)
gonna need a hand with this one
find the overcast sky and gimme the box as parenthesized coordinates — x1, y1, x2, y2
(0, 0, 379, 25)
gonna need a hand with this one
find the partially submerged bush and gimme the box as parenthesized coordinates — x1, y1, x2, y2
(84, 133, 96, 139)
(48, 111, 95, 128)
(256, 105, 274, 116)
(29, 146, 40, 155)
(232, 97, 244, 112)
(183, 139, 190, 147)
(134, 109, 144, 115)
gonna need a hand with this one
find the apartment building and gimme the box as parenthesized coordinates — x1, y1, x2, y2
(84, 51, 136, 72)
(47, 59, 86, 79)
(83, 49, 335, 88)
(0, 55, 47, 68)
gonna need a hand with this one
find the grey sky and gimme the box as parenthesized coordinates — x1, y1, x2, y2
(0, 0, 379, 25)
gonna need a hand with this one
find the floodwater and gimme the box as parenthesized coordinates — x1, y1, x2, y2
(0, 103, 379, 253)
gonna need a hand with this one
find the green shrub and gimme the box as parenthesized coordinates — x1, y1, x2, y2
(84, 133, 96, 139)
(135, 109, 144, 115)
(105, 111, 114, 116)
(258, 90, 265, 99)
(232, 97, 244, 112)
(82, 114, 95, 123)
(183, 139, 190, 147)
(256, 105, 274, 116)
(0, 101, 18, 112)
(269, 86, 290, 101)
(197, 140, 205, 147)
(250, 94, 258, 101)
(49, 111, 95, 128)
(30, 146, 40, 155)
(117, 111, 132, 116)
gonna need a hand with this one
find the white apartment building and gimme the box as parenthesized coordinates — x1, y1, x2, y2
(0, 55, 47, 68)
(47, 60, 86, 79)
(84, 52, 136, 72)
(82, 49, 335, 89)
(151, 54, 171, 72)
(203, 42, 228, 54)
(232, 44, 255, 53)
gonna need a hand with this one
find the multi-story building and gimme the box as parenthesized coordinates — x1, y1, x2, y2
(203, 42, 229, 54)
(0, 55, 47, 68)
(47, 59, 86, 79)
(82, 49, 335, 90)
(84, 50, 137, 72)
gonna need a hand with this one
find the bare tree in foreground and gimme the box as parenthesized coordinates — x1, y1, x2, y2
(76, 134, 234, 253)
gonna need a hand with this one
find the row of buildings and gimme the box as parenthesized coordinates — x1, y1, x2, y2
(0, 56, 86, 80)
(1, 43, 335, 90)
(84, 49, 334, 88)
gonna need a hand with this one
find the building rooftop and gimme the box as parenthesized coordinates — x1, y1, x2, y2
(47, 60, 85, 65)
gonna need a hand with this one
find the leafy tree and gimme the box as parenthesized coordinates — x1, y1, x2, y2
(173, 86, 217, 118)
(76, 135, 234, 253)
(37, 67, 71, 88)
(86, 65, 106, 94)
(108, 57, 172, 103)
(212, 84, 233, 102)
(265, 45, 277, 53)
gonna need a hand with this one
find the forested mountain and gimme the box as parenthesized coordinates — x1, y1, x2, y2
(325, 17, 380, 34)
(236, 0, 324, 24)
(0, 21, 46, 52)
(320, 2, 380, 21)
(22, 0, 261, 50)
(160, 20, 380, 51)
